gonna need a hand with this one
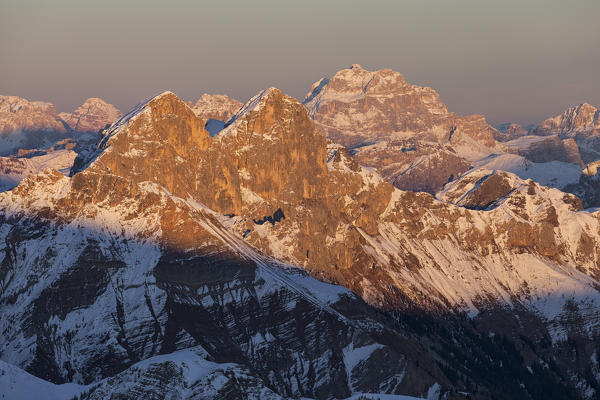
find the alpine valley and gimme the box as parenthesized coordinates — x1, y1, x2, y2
(1, 66, 600, 400)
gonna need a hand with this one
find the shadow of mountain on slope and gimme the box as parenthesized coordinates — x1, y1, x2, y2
(0, 213, 442, 399)
(0, 211, 593, 400)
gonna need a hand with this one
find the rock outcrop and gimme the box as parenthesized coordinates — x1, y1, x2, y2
(0, 95, 122, 137)
(531, 103, 600, 163)
(352, 140, 472, 194)
(0, 95, 121, 188)
(504, 135, 584, 166)
(495, 123, 530, 141)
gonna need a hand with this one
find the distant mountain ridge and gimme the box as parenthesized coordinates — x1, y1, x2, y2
(0, 95, 121, 136)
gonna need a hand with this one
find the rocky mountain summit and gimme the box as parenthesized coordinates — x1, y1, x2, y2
(0, 90, 445, 399)
(303, 64, 497, 149)
(190, 93, 242, 122)
(532, 103, 600, 163)
(535, 103, 600, 137)
(0, 95, 121, 138)
(2, 87, 600, 399)
(0, 95, 68, 136)
(58, 98, 122, 133)
(0, 95, 70, 157)
(488, 103, 600, 206)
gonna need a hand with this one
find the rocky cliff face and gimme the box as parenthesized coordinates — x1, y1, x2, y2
(0, 96, 70, 156)
(0, 95, 122, 138)
(536, 103, 600, 137)
(504, 135, 584, 166)
(302, 67, 600, 206)
(58, 98, 122, 133)
(531, 103, 600, 164)
(303, 64, 498, 149)
(352, 140, 472, 194)
(2, 88, 600, 399)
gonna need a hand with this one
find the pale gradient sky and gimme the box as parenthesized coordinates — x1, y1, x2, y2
(1, 0, 599, 126)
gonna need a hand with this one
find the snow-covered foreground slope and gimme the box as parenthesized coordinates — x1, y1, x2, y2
(0, 360, 83, 400)
(1, 354, 427, 400)
(1, 88, 600, 399)
(474, 153, 582, 188)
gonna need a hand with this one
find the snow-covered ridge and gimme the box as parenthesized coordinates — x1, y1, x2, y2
(0, 360, 84, 400)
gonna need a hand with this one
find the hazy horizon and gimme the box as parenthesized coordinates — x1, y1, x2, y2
(1, 0, 599, 126)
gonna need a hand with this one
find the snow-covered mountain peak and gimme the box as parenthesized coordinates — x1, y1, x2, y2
(536, 102, 600, 137)
(58, 97, 122, 133)
(191, 93, 242, 124)
(303, 65, 496, 150)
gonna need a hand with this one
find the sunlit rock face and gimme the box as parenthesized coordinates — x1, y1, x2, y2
(64, 89, 600, 320)
(532, 103, 600, 163)
(303, 64, 498, 149)
(3, 88, 600, 399)
(58, 98, 122, 133)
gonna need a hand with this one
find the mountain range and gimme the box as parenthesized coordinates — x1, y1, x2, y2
(1, 66, 600, 399)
